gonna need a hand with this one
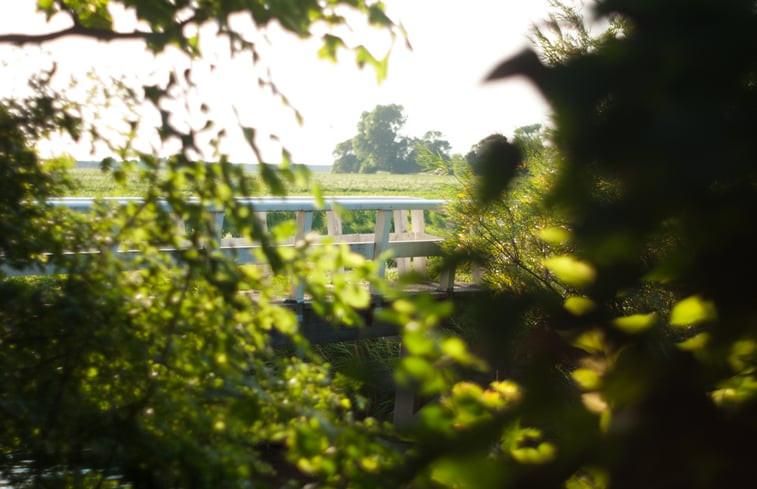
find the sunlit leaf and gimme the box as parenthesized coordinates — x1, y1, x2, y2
(612, 312, 657, 334)
(508, 428, 557, 464)
(729, 339, 757, 372)
(581, 392, 608, 414)
(544, 255, 596, 288)
(670, 295, 717, 327)
(441, 337, 485, 368)
(318, 34, 345, 62)
(712, 375, 757, 407)
(341, 283, 370, 309)
(538, 226, 572, 246)
(677, 332, 710, 351)
(430, 454, 504, 489)
(404, 330, 434, 356)
(573, 330, 606, 354)
(572, 368, 601, 390)
(564, 296, 596, 316)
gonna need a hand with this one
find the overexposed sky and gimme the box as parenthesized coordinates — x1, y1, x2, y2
(0, 1, 554, 165)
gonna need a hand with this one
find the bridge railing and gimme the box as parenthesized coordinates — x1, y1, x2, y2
(7, 196, 454, 300)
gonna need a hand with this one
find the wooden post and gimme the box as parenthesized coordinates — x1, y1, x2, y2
(373, 210, 392, 278)
(254, 211, 268, 233)
(326, 210, 344, 274)
(393, 209, 410, 274)
(393, 342, 416, 427)
(410, 209, 427, 274)
(472, 263, 483, 284)
(213, 211, 225, 243)
(290, 211, 313, 303)
(326, 210, 342, 237)
(174, 216, 186, 241)
(438, 265, 456, 292)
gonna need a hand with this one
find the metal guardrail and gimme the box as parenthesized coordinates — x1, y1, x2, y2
(5, 197, 454, 300)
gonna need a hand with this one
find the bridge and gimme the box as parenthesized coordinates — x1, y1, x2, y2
(3, 195, 478, 302)
(2, 196, 483, 424)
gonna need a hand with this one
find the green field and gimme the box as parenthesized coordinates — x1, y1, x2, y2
(68, 168, 461, 199)
(67, 167, 460, 242)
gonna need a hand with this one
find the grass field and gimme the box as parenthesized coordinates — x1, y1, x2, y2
(68, 168, 461, 199)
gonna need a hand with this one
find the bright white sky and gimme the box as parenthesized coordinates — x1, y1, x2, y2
(0, 0, 555, 165)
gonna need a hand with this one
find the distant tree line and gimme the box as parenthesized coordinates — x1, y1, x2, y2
(331, 104, 452, 173)
(332, 103, 546, 176)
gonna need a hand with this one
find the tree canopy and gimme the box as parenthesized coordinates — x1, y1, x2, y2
(0, 2, 406, 487)
(332, 104, 451, 173)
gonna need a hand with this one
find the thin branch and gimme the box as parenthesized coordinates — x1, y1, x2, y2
(0, 24, 160, 46)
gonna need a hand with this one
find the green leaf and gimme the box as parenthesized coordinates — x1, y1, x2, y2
(507, 428, 557, 464)
(670, 295, 717, 327)
(429, 454, 504, 489)
(441, 337, 484, 368)
(312, 182, 324, 209)
(612, 312, 657, 334)
(572, 368, 601, 390)
(538, 226, 572, 246)
(271, 220, 297, 241)
(187, 35, 200, 54)
(341, 283, 370, 309)
(677, 332, 710, 351)
(544, 255, 596, 288)
(403, 329, 435, 356)
(572, 330, 606, 354)
(317, 34, 345, 62)
(564, 296, 596, 316)
(259, 163, 286, 195)
(354, 46, 389, 83)
(396, 356, 434, 384)
(36, 0, 55, 15)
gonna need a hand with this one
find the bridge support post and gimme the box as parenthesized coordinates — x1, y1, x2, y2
(393, 210, 411, 274)
(393, 342, 416, 427)
(372, 210, 392, 280)
(326, 210, 342, 236)
(290, 211, 313, 303)
(254, 211, 268, 233)
(410, 209, 427, 274)
(213, 210, 225, 242)
(438, 265, 456, 292)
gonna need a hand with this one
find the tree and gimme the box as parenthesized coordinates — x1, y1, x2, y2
(529, 0, 626, 65)
(332, 104, 452, 173)
(387, 0, 757, 487)
(0, 2, 410, 488)
(331, 138, 361, 173)
(451, 134, 565, 294)
(354, 104, 410, 173)
(512, 123, 545, 158)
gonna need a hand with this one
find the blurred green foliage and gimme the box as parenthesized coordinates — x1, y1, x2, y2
(408, 0, 757, 487)
(1, 1, 410, 488)
(3, 0, 757, 487)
